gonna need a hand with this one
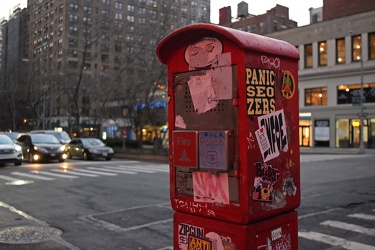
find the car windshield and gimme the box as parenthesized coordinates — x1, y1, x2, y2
(0, 135, 14, 144)
(49, 131, 70, 140)
(82, 138, 105, 147)
(4, 133, 19, 140)
(31, 134, 61, 144)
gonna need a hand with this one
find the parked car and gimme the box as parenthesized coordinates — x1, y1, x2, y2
(0, 132, 20, 143)
(30, 130, 71, 144)
(0, 134, 23, 166)
(67, 138, 114, 161)
(17, 133, 67, 163)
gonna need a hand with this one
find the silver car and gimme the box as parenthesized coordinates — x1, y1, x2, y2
(0, 134, 23, 166)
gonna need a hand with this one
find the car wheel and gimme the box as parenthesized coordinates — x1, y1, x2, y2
(83, 152, 89, 160)
(105, 157, 112, 161)
(14, 161, 22, 166)
(58, 158, 65, 162)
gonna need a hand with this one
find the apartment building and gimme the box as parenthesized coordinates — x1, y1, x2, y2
(23, 0, 210, 137)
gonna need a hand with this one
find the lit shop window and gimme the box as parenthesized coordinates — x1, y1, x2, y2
(318, 41, 327, 66)
(369, 32, 375, 60)
(352, 35, 362, 62)
(336, 38, 345, 64)
(305, 87, 327, 106)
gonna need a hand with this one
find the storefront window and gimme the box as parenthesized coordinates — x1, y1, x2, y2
(305, 87, 327, 106)
(336, 119, 349, 147)
(336, 38, 345, 64)
(304, 44, 312, 68)
(318, 41, 327, 66)
(337, 83, 375, 105)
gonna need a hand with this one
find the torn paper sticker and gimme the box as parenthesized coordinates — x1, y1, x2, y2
(188, 74, 218, 114)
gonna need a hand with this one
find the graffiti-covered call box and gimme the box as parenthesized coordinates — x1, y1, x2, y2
(156, 24, 300, 249)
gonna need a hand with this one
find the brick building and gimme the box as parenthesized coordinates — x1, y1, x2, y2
(219, 2, 297, 35)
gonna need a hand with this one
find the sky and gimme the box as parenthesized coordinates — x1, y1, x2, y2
(1, 0, 323, 26)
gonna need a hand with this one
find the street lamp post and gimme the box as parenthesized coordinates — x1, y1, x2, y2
(359, 58, 365, 154)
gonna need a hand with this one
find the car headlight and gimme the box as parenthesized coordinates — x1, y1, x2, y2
(34, 146, 48, 153)
(57, 145, 66, 152)
(15, 145, 22, 152)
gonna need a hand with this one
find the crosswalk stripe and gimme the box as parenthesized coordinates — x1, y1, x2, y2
(348, 213, 375, 221)
(115, 165, 156, 173)
(51, 169, 99, 177)
(298, 231, 375, 250)
(104, 166, 148, 173)
(320, 220, 375, 236)
(117, 165, 169, 173)
(11, 172, 55, 181)
(31, 171, 79, 179)
(71, 169, 118, 176)
(88, 167, 137, 174)
(131, 164, 169, 171)
(0, 175, 23, 181)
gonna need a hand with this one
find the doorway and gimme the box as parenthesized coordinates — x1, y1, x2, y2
(299, 126, 310, 147)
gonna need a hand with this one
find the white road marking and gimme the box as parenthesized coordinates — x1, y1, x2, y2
(30, 171, 78, 179)
(321, 220, 375, 236)
(0, 175, 23, 181)
(70, 168, 118, 176)
(87, 167, 137, 174)
(115, 165, 156, 173)
(298, 231, 375, 250)
(348, 213, 375, 221)
(11, 172, 55, 180)
(51, 169, 99, 177)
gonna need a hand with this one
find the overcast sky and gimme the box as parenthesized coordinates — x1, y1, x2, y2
(1, 0, 323, 26)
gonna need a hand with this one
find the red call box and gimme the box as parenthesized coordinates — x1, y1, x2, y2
(173, 131, 198, 168)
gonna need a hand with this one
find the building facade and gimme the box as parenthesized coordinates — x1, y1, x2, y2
(20, 0, 210, 137)
(269, 10, 375, 149)
(219, 3, 297, 35)
(0, 8, 29, 131)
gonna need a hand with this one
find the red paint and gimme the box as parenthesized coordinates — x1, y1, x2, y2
(172, 131, 198, 168)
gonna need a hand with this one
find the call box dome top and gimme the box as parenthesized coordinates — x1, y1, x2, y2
(156, 23, 299, 65)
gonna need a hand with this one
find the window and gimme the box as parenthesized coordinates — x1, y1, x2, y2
(127, 15, 134, 22)
(115, 2, 123, 9)
(101, 9, 109, 17)
(352, 34, 362, 62)
(318, 41, 327, 66)
(369, 32, 375, 60)
(336, 38, 345, 64)
(127, 4, 134, 12)
(115, 13, 123, 20)
(83, 6, 92, 14)
(259, 22, 263, 32)
(304, 44, 313, 68)
(69, 15, 78, 23)
(305, 87, 327, 106)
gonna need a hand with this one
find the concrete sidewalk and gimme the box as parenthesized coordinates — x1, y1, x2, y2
(300, 147, 375, 155)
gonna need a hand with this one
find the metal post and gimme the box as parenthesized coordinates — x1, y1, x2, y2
(359, 58, 365, 154)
